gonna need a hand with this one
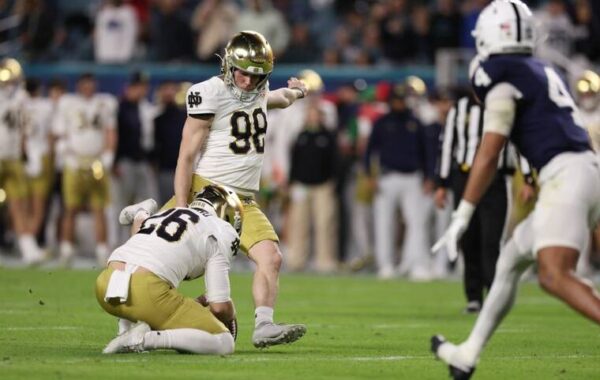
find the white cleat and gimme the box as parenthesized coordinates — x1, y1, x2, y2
(118, 199, 158, 225)
(252, 322, 306, 348)
(103, 322, 150, 354)
(430, 335, 475, 380)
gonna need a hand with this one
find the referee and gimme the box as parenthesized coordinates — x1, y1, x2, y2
(435, 93, 536, 313)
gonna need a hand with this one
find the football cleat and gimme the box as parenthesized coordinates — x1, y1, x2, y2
(252, 322, 306, 349)
(431, 335, 475, 380)
(118, 199, 158, 225)
(463, 301, 482, 315)
(103, 322, 150, 354)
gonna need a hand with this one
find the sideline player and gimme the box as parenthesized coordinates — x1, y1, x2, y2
(430, 1, 600, 378)
(53, 73, 117, 266)
(0, 58, 44, 264)
(164, 30, 307, 348)
(23, 78, 55, 249)
(97, 184, 242, 355)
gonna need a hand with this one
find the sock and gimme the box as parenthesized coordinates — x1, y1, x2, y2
(118, 318, 134, 335)
(460, 239, 532, 365)
(255, 306, 274, 327)
(59, 240, 74, 261)
(18, 235, 37, 262)
(95, 243, 109, 266)
(143, 329, 234, 355)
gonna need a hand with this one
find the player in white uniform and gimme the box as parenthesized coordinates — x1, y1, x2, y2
(430, 2, 600, 378)
(164, 31, 308, 348)
(0, 58, 45, 264)
(23, 79, 55, 249)
(52, 73, 117, 266)
(575, 70, 600, 272)
(576, 70, 600, 152)
(97, 184, 242, 355)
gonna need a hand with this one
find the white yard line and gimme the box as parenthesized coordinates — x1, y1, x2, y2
(371, 323, 429, 329)
(7, 353, 600, 365)
(3, 326, 81, 331)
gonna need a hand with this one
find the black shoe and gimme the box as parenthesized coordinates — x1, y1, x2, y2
(430, 335, 475, 380)
(449, 365, 475, 380)
(463, 301, 481, 314)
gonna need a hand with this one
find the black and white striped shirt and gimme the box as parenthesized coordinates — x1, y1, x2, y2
(436, 95, 534, 187)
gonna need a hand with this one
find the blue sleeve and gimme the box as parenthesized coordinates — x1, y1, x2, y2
(471, 59, 505, 103)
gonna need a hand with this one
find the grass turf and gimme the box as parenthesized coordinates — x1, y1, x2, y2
(0, 267, 598, 379)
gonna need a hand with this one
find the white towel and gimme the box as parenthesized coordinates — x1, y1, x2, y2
(104, 264, 138, 303)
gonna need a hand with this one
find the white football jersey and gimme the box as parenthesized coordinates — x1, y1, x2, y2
(23, 97, 54, 157)
(53, 93, 117, 168)
(0, 87, 28, 160)
(581, 108, 600, 152)
(187, 76, 269, 192)
(108, 207, 239, 290)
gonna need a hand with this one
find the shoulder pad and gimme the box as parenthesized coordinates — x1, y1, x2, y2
(186, 77, 222, 115)
(471, 58, 504, 103)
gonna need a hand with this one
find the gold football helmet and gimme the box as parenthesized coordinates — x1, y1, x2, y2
(0, 58, 23, 93)
(298, 69, 324, 94)
(222, 31, 274, 102)
(189, 184, 244, 236)
(575, 70, 600, 111)
(404, 75, 427, 97)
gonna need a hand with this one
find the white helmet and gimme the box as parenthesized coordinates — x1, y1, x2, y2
(472, 0, 535, 58)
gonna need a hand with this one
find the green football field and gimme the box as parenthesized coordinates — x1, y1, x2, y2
(0, 268, 599, 380)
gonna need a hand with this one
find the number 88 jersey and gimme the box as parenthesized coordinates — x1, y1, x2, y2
(187, 76, 269, 192)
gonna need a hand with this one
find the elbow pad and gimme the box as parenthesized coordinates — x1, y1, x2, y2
(483, 99, 516, 136)
(483, 82, 521, 136)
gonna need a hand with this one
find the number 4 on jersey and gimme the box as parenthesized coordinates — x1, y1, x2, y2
(545, 67, 584, 128)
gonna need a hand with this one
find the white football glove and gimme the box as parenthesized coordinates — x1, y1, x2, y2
(431, 200, 475, 262)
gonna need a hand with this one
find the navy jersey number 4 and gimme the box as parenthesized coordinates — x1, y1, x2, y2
(471, 55, 591, 171)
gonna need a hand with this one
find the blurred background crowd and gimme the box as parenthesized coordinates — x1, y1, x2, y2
(3, 0, 600, 66)
(0, 0, 599, 283)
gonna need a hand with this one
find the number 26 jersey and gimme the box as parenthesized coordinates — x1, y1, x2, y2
(108, 207, 240, 288)
(187, 76, 269, 192)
